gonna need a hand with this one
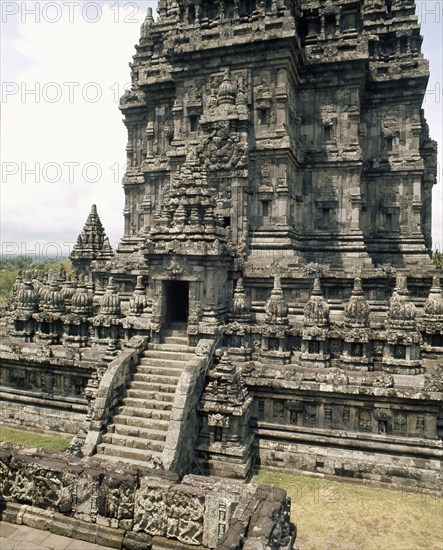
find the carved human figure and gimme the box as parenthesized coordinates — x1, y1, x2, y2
(134, 486, 167, 535)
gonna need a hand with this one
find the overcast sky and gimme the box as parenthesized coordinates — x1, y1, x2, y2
(1, 0, 442, 259)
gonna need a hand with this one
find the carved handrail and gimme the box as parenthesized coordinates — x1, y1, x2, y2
(162, 334, 223, 475)
(83, 335, 149, 456)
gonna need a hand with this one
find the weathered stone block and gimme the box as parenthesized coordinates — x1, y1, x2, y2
(122, 531, 153, 550)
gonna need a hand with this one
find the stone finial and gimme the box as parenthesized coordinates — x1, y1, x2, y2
(387, 275, 416, 330)
(353, 277, 363, 294)
(45, 274, 65, 314)
(104, 339, 119, 362)
(141, 7, 154, 37)
(101, 277, 121, 316)
(312, 277, 322, 295)
(71, 274, 93, 316)
(217, 69, 236, 106)
(102, 237, 113, 254)
(129, 276, 148, 316)
(83, 274, 94, 298)
(432, 274, 441, 288)
(396, 274, 409, 295)
(207, 87, 218, 112)
(236, 75, 248, 116)
(173, 204, 187, 226)
(344, 278, 370, 329)
(232, 278, 250, 319)
(265, 276, 289, 325)
(218, 351, 236, 376)
(57, 266, 67, 285)
(36, 271, 49, 303)
(11, 270, 24, 301)
(303, 278, 329, 328)
(189, 208, 202, 229)
(16, 271, 39, 314)
(424, 275, 443, 320)
(61, 275, 75, 306)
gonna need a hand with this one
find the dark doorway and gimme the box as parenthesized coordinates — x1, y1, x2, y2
(165, 281, 189, 324)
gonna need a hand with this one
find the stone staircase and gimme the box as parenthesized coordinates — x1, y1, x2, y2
(97, 325, 194, 466)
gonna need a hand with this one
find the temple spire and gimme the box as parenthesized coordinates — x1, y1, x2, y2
(70, 204, 114, 276)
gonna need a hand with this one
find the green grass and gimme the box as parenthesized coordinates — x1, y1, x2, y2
(254, 470, 443, 550)
(0, 427, 71, 452)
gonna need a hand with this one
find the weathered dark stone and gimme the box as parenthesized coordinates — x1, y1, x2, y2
(0, 1, 442, 547)
(122, 531, 153, 550)
(0, 445, 295, 549)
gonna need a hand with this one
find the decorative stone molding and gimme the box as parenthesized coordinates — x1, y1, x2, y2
(0, 449, 295, 549)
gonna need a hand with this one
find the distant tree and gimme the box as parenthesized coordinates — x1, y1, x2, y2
(0, 257, 72, 305)
(0, 256, 34, 271)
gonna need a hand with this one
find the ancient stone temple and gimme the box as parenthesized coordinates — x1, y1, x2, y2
(1, 1, 442, 546)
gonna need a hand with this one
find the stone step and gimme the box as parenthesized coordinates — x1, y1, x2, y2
(115, 406, 172, 421)
(113, 414, 170, 431)
(164, 335, 189, 345)
(112, 423, 168, 441)
(129, 381, 178, 394)
(140, 357, 188, 368)
(133, 372, 181, 384)
(143, 350, 195, 361)
(101, 432, 164, 452)
(149, 343, 195, 353)
(97, 443, 162, 462)
(164, 323, 187, 335)
(137, 365, 183, 377)
(122, 397, 173, 411)
(93, 454, 162, 468)
(163, 333, 187, 340)
(97, 335, 193, 464)
(126, 389, 175, 401)
(151, 537, 200, 550)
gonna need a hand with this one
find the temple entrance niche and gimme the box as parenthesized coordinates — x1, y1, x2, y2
(165, 280, 189, 325)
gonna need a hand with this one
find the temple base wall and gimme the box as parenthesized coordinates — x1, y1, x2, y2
(0, 390, 87, 435)
(0, 444, 295, 550)
(256, 434, 441, 492)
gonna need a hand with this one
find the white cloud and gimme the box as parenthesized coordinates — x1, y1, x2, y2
(1, 1, 442, 256)
(1, 1, 157, 256)
(420, 12, 443, 250)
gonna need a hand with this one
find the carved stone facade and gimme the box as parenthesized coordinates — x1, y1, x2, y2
(0, 444, 295, 549)
(197, 351, 254, 477)
(118, 0, 436, 270)
(0, 0, 442, 503)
